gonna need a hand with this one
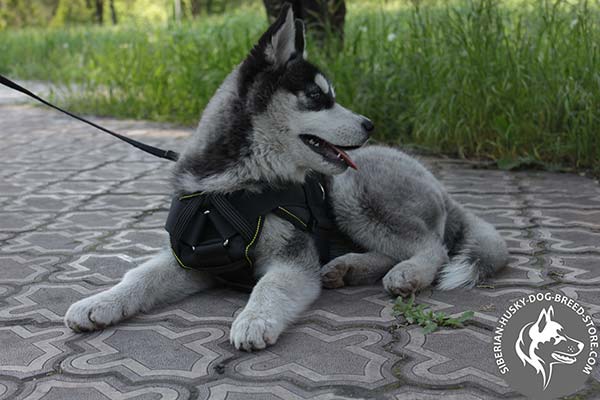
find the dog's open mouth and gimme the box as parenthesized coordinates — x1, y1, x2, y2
(552, 351, 577, 364)
(300, 134, 362, 170)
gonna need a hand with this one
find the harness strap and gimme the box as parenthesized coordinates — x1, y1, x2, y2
(0, 74, 179, 162)
(165, 195, 204, 241)
(210, 194, 255, 242)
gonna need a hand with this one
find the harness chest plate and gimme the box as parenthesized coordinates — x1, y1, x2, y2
(165, 175, 334, 290)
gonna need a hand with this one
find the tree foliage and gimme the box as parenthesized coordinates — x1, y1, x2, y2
(0, 0, 59, 29)
(0, 0, 247, 30)
(49, 0, 95, 27)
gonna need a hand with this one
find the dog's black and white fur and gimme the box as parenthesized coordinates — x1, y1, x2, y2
(65, 5, 508, 351)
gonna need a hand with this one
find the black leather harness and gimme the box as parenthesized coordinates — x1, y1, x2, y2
(165, 175, 335, 290)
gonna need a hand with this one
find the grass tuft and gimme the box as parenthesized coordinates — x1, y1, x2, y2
(393, 294, 475, 334)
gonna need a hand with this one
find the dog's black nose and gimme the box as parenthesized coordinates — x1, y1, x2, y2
(361, 118, 374, 133)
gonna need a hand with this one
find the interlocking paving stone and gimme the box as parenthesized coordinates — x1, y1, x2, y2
(557, 285, 600, 322)
(0, 283, 103, 323)
(390, 326, 517, 397)
(0, 325, 74, 380)
(80, 194, 169, 211)
(17, 375, 192, 400)
(450, 193, 525, 209)
(545, 254, 600, 284)
(1, 88, 599, 399)
(0, 378, 21, 400)
(517, 172, 600, 195)
(470, 209, 533, 229)
(0, 255, 58, 284)
(134, 291, 240, 325)
(52, 253, 153, 284)
(1, 231, 105, 254)
(40, 180, 116, 195)
(111, 179, 172, 194)
(0, 212, 53, 233)
(304, 287, 395, 327)
(487, 254, 547, 287)
(532, 208, 600, 229)
(197, 379, 357, 400)
(46, 211, 139, 231)
(62, 324, 231, 382)
(525, 193, 600, 209)
(232, 325, 398, 388)
(4, 194, 89, 213)
(540, 228, 600, 253)
(99, 229, 169, 254)
(130, 210, 170, 230)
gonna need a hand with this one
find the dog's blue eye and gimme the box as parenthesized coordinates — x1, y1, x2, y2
(303, 86, 333, 110)
(308, 91, 321, 100)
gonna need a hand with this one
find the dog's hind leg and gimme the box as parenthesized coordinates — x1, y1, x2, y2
(64, 248, 215, 332)
(382, 241, 448, 297)
(321, 252, 396, 289)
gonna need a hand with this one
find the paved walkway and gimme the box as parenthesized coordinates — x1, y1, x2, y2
(0, 86, 599, 400)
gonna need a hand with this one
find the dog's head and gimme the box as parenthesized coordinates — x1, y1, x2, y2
(239, 4, 372, 175)
(515, 306, 584, 389)
(177, 4, 372, 192)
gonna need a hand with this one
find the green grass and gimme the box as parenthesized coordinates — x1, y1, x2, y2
(393, 294, 475, 334)
(1, 0, 599, 171)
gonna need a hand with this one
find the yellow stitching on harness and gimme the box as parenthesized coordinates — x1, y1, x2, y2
(171, 247, 192, 270)
(245, 215, 262, 266)
(179, 192, 203, 200)
(277, 206, 308, 228)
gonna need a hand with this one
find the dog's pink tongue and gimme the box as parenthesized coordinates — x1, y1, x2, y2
(330, 144, 358, 170)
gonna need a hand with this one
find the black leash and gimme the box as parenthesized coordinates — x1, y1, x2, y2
(0, 74, 179, 162)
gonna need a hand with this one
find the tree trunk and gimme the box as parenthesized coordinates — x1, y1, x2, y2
(190, 0, 202, 17)
(174, 0, 182, 21)
(263, 0, 346, 42)
(94, 0, 103, 24)
(109, 0, 117, 24)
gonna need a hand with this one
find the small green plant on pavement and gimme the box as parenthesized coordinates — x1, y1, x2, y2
(393, 294, 474, 334)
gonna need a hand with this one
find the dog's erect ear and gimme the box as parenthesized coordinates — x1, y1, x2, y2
(535, 306, 553, 333)
(254, 3, 304, 67)
(267, 4, 296, 66)
(294, 19, 307, 59)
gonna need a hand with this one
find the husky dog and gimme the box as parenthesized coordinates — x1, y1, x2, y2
(64, 5, 507, 351)
(515, 306, 584, 389)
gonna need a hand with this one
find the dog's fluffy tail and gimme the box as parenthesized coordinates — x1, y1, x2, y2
(437, 200, 508, 290)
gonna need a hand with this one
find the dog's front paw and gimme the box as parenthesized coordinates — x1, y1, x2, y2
(230, 311, 282, 351)
(64, 293, 131, 332)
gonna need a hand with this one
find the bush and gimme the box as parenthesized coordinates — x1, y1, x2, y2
(50, 0, 96, 27)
